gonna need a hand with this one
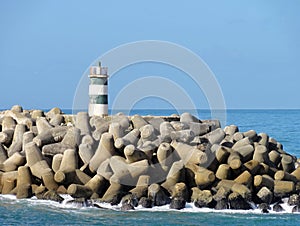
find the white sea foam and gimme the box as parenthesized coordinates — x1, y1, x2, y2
(0, 194, 17, 200)
(1, 194, 299, 215)
(92, 199, 300, 215)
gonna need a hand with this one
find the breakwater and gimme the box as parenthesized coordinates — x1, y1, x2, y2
(0, 105, 300, 213)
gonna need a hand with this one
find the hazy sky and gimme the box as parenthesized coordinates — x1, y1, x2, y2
(0, 0, 299, 110)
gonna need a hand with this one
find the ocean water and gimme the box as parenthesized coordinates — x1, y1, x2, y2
(1, 109, 300, 225)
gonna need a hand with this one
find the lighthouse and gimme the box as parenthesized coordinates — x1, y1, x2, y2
(88, 62, 108, 117)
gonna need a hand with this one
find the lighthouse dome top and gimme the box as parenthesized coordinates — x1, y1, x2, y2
(89, 62, 108, 78)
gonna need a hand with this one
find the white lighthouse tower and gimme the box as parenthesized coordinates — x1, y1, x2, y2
(88, 62, 108, 117)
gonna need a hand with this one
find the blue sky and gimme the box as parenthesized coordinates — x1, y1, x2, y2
(0, 0, 299, 110)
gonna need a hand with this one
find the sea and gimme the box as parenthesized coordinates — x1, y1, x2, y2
(1, 109, 300, 225)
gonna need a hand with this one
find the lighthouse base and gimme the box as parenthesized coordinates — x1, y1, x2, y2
(88, 104, 108, 117)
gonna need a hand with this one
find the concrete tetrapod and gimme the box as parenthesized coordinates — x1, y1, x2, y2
(109, 122, 125, 142)
(0, 152, 25, 172)
(171, 141, 207, 166)
(8, 124, 26, 157)
(85, 174, 108, 197)
(224, 125, 238, 137)
(157, 143, 173, 172)
(36, 117, 53, 134)
(2, 108, 300, 211)
(114, 129, 140, 149)
(41, 127, 80, 155)
(131, 115, 148, 130)
(49, 114, 64, 126)
(161, 160, 185, 194)
(185, 163, 215, 188)
(75, 112, 92, 136)
(54, 149, 78, 184)
(89, 133, 115, 173)
(34, 126, 67, 147)
(0, 144, 8, 163)
(0, 130, 14, 148)
(148, 183, 170, 206)
(129, 175, 150, 199)
(140, 124, 156, 143)
(16, 166, 32, 199)
(5, 110, 32, 129)
(180, 112, 199, 124)
(159, 122, 175, 143)
(124, 145, 148, 164)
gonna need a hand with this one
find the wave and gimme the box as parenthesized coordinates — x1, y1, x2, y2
(1, 194, 299, 215)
